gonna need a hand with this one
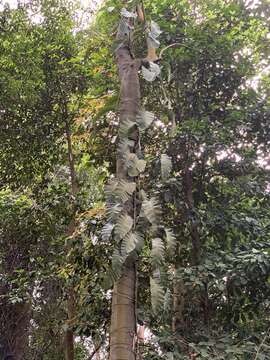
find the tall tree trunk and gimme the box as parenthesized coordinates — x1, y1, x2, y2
(63, 119, 78, 360)
(110, 259, 137, 360)
(0, 300, 30, 360)
(183, 167, 200, 266)
(171, 151, 201, 352)
(109, 46, 141, 360)
(172, 270, 185, 333)
(0, 250, 30, 360)
(64, 287, 76, 360)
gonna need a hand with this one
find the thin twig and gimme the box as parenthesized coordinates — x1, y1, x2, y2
(159, 43, 182, 59)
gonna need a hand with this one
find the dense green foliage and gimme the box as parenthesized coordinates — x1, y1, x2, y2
(0, 0, 269, 359)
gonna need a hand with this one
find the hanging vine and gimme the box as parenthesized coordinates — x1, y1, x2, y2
(103, 2, 176, 319)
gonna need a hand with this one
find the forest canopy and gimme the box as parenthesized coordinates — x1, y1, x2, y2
(0, 0, 269, 359)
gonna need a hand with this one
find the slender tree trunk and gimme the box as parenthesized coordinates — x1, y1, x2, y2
(0, 250, 30, 360)
(63, 119, 78, 360)
(183, 167, 200, 266)
(0, 301, 30, 360)
(172, 258, 188, 354)
(171, 155, 201, 352)
(109, 45, 141, 360)
(172, 270, 185, 333)
(64, 288, 76, 360)
(110, 259, 137, 360)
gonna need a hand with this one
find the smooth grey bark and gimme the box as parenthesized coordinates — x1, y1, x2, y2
(109, 46, 142, 360)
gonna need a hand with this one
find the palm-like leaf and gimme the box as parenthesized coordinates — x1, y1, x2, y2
(165, 228, 176, 254)
(126, 153, 146, 177)
(151, 237, 164, 267)
(105, 179, 136, 203)
(141, 197, 161, 225)
(101, 222, 114, 241)
(121, 231, 139, 254)
(164, 288, 172, 313)
(112, 248, 125, 279)
(136, 111, 155, 131)
(115, 213, 133, 240)
(150, 277, 165, 314)
(107, 203, 122, 222)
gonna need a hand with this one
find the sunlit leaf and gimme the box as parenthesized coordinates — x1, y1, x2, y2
(120, 8, 137, 18)
(142, 62, 161, 82)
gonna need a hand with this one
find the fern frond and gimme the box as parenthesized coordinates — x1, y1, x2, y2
(121, 231, 144, 254)
(121, 180, 136, 195)
(141, 197, 161, 225)
(126, 153, 146, 177)
(139, 189, 147, 201)
(134, 231, 144, 252)
(164, 288, 172, 313)
(165, 228, 176, 254)
(107, 203, 122, 222)
(136, 111, 155, 131)
(161, 154, 172, 181)
(121, 231, 136, 254)
(150, 277, 165, 313)
(115, 213, 133, 240)
(105, 179, 136, 203)
(101, 222, 114, 241)
(112, 248, 125, 279)
(105, 179, 118, 198)
(151, 238, 164, 267)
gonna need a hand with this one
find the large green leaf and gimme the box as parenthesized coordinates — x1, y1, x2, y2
(121, 231, 143, 254)
(141, 197, 161, 225)
(115, 213, 133, 240)
(165, 228, 176, 254)
(126, 153, 146, 177)
(112, 248, 125, 279)
(107, 203, 123, 222)
(151, 237, 164, 267)
(136, 111, 155, 131)
(105, 179, 136, 203)
(150, 277, 164, 314)
(101, 222, 114, 241)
